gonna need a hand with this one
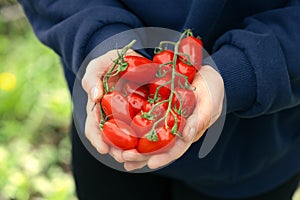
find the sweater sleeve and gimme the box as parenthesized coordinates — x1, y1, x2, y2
(203, 0, 300, 117)
(18, 0, 143, 74)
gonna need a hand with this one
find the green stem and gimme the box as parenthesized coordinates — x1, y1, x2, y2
(173, 89, 183, 115)
(103, 40, 136, 94)
(146, 30, 189, 140)
(169, 109, 178, 133)
(156, 62, 172, 77)
(145, 99, 169, 117)
(98, 102, 106, 130)
(162, 31, 186, 132)
(152, 81, 172, 101)
(158, 41, 177, 50)
(144, 29, 198, 141)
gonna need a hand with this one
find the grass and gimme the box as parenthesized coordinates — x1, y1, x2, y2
(0, 2, 76, 199)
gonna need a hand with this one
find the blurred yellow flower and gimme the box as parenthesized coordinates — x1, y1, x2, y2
(0, 72, 17, 91)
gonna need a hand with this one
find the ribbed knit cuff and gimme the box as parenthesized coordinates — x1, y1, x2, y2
(203, 44, 257, 114)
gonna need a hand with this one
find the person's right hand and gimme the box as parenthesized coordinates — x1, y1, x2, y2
(81, 49, 142, 160)
(120, 65, 224, 171)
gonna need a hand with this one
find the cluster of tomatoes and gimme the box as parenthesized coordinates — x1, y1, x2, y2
(96, 30, 203, 154)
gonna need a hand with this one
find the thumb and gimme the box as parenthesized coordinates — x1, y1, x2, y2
(91, 80, 104, 102)
(81, 57, 108, 102)
(182, 109, 210, 143)
(82, 75, 104, 102)
(82, 49, 141, 102)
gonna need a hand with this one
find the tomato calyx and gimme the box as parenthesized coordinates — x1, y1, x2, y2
(144, 129, 159, 142)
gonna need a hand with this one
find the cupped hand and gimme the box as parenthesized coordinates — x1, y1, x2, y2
(81, 49, 140, 156)
(121, 65, 225, 171)
(82, 54, 224, 171)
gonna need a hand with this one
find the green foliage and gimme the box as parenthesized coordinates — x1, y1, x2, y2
(0, 3, 76, 199)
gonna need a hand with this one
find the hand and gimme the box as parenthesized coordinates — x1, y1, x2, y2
(121, 65, 225, 171)
(82, 54, 224, 171)
(81, 49, 140, 156)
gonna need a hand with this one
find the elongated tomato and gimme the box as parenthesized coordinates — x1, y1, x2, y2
(102, 119, 137, 150)
(137, 127, 176, 154)
(178, 36, 203, 71)
(101, 91, 134, 123)
(120, 56, 159, 83)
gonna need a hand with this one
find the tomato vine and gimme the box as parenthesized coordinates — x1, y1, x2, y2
(96, 29, 201, 154)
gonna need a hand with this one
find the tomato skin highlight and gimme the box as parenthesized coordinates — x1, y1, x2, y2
(136, 127, 176, 154)
(122, 82, 149, 99)
(101, 91, 134, 124)
(172, 87, 196, 118)
(153, 50, 174, 64)
(178, 36, 203, 71)
(102, 119, 138, 150)
(131, 113, 155, 138)
(120, 56, 159, 83)
(127, 93, 146, 116)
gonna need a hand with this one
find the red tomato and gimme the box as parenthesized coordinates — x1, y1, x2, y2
(175, 61, 196, 86)
(149, 75, 171, 100)
(142, 101, 168, 120)
(127, 93, 146, 116)
(101, 91, 134, 124)
(153, 50, 174, 64)
(172, 88, 196, 118)
(136, 127, 176, 154)
(102, 119, 137, 150)
(119, 56, 159, 83)
(153, 50, 174, 76)
(178, 36, 203, 71)
(122, 82, 149, 99)
(166, 112, 186, 133)
(130, 113, 155, 138)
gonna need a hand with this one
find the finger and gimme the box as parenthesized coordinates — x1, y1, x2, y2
(183, 107, 211, 143)
(147, 138, 191, 169)
(81, 50, 119, 101)
(198, 65, 224, 126)
(109, 147, 125, 163)
(182, 73, 212, 143)
(82, 49, 140, 98)
(82, 65, 104, 101)
(94, 102, 102, 124)
(122, 149, 151, 162)
(124, 161, 148, 171)
(85, 99, 109, 154)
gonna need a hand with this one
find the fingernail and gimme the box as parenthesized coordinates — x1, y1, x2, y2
(91, 87, 99, 101)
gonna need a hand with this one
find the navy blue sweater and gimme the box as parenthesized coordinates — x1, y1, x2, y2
(19, 0, 300, 198)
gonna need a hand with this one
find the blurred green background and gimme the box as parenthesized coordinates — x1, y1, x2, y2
(0, 0, 76, 199)
(0, 1, 299, 200)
